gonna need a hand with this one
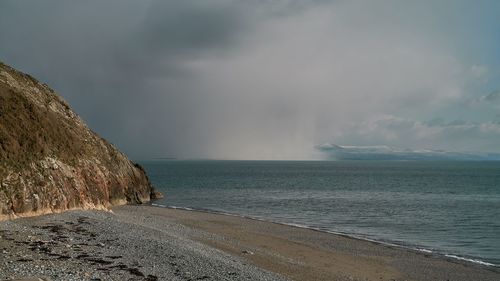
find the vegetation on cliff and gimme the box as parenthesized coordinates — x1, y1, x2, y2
(0, 61, 160, 219)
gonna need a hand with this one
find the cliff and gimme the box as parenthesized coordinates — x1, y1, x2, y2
(0, 61, 161, 220)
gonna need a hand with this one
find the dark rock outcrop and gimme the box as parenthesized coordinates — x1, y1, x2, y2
(0, 61, 161, 220)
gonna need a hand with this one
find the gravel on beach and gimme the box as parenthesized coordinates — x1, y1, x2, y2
(1, 205, 500, 281)
(0, 208, 287, 281)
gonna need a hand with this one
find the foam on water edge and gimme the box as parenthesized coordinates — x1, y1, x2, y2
(445, 255, 496, 267)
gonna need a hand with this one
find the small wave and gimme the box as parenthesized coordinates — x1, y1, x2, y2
(151, 203, 167, 208)
(281, 222, 319, 230)
(279, 222, 324, 232)
(445, 254, 496, 267)
(151, 203, 195, 211)
(167, 205, 195, 211)
(415, 248, 433, 253)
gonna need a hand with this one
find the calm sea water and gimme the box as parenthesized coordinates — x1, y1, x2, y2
(141, 160, 500, 266)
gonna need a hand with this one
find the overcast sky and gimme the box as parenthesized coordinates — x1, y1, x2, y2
(1, 0, 499, 160)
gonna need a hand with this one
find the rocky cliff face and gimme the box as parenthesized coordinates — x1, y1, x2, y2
(0, 61, 161, 220)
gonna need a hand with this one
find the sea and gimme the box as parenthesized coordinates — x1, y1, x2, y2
(140, 160, 500, 267)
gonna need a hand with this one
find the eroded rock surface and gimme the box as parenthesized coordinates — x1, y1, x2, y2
(0, 61, 159, 219)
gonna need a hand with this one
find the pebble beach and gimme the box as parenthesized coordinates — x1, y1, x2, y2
(1, 205, 499, 281)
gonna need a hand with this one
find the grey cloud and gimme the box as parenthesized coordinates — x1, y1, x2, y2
(0, 1, 497, 159)
(139, 2, 247, 53)
(332, 115, 500, 153)
(484, 90, 500, 102)
(426, 118, 446, 127)
(0, 0, 262, 159)
(469, 90, 500, 105)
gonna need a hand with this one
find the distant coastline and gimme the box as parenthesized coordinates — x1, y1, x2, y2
(316, 143, 500, 161)
(151, 157, 178, 160)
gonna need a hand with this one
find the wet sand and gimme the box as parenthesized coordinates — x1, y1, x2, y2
(1, 205, 499, 281)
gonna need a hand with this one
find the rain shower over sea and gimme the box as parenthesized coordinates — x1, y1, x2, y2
(141, 160, 500, 267)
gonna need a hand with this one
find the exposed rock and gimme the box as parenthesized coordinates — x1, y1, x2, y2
(0, 61, 161, 220)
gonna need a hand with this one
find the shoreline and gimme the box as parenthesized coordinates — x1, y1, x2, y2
(1, 205, 499, 281)
(152, 203, 498, 268)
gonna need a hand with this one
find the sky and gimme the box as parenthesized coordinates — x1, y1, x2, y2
(1, 0, 499, 160)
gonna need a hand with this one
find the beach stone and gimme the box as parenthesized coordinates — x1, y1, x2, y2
(13, 277, 52, 281)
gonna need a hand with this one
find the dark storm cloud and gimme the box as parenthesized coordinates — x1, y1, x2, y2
(140, 2, 246, 53)
(1, 1, 499, 159)
(0, 0, 323, 160)
(0, 0, 263, 159)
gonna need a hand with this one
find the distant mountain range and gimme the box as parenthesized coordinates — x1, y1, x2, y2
(315, 143, 500, 161)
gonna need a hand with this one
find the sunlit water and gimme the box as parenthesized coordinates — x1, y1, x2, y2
(141, 160, 500, 266)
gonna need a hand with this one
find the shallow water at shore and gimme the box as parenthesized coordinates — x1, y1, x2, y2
(142, 160, 500, 266)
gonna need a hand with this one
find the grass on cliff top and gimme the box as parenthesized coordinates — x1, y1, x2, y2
(0, 85, 84, 171)
(0, 63, 88, 175)
(0, 62, 138, 180)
